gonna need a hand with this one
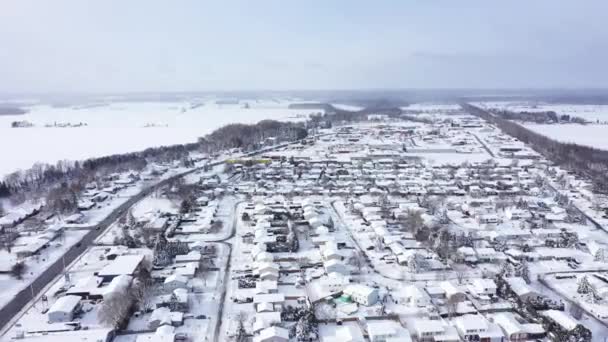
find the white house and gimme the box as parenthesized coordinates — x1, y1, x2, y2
(102, 275, 132, 300)
(506, 277, 539, 301)
(334, 325, 365, 342)
(493, 313, 528, 341)
(471, 278, 497, 296)
(454, 315, 488, 341)
(319, 272, 350, 294)
(413, 319, 446, 342)
(440, 281, 466, 303)
(395, 284, 431, 307)
(48, 295, 81, 323)
(367, 321, 411, 342)
(253, 326, 289, 342)
(343, 284, 379, 306)
(164, 274, 188, 291)
(324, 259, 349, 275)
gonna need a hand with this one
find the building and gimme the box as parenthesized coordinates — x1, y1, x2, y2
(163, 274, 188, 291)
(253, 326, 289, 342)
(98, 254, 144, 282)
(413, 319, 447, 342)
(471, 278, 497, 296)
(505, 277, 539, 301)
(395, 284, 431, 307)
(47, 295, 81, 323)
(493, 313, 528, 342)
(334, 325, 365, 342)
(343, 284, 379, 306)
(440, 281, 466, 303)
(367, 321, 411, 342)
(454, 315, 488, 341)
(324, 259, 349, 275)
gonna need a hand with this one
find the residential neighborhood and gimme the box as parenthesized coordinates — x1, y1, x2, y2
(2, 103, 608, 342)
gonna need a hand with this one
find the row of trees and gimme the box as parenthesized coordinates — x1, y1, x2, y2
(489, 109, 586, 124)
(0, 119, 308, 209)
(463, 103, 608, 194)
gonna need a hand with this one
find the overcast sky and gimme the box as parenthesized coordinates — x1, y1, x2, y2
(1, 1, 608, 93)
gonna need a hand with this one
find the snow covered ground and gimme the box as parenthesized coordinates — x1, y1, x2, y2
(475, 102, 608, 123)
(524, 124, 608, 150)
(0, 99, 316, 177)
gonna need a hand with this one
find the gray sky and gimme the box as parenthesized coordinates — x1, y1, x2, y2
(1, 0, 608, 92)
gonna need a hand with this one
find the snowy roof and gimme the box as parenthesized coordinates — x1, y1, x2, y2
(541, 310, 578, 331)
(254, 326, 289, 342)
(17, 328, 114, 342)
(413, 319, 445, 334)
(367, 321, 398, 337)
(102, 275, 132, 298)
(164, 274, 188, 285)
(254, 293, 285, 304)
(343, 284, 376, 297)
(493, 313, 524, 336)
(505, 277, 536, 298)
(49, 295, 81, 314)
(335, 325, 365, 342)
(455, 315, 487, 333)
(98, 254, 144, 277)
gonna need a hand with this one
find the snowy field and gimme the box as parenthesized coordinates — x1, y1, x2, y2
(0, 99, 316, 177)
(524, 124, 608, 150)
(475, 101, 608, 123)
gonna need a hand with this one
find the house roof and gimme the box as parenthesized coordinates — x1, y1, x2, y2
(98, 254, 144, 277)
(254, 326, 289, 342)
(49, 295, 80, 314)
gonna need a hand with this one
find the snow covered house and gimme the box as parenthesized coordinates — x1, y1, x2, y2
(149, 307, 183, 329)
(541, 310, 579, 332)
(456, 247, 477, 263)
(163, 274, 188, 291)
(47, 295, 81, 323)
(395, 284, 431, 307)
(454, 315, 489, 341)
(98, 254, 144, 282)
(440, 281, 466, 303)
(324, 259, 349, 275)
(253, 326, 289, 342)
(471, 278, 497, 296)
(493, 313, 532, 341)
(343, 284, 379, 306)
(334, 325, 365, 342)
(505, 277, 539, 301)
(412, 319, 447, 342)
(102, 274, 132, 300)
(252, 312, 282, 334)
(367, 321, 411, 342)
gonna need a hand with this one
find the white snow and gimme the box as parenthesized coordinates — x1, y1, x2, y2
(524, 124, 608, 150)
(0, 99, 315, 177)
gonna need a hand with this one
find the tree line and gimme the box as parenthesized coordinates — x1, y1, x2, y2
(0, 119, 308, 207)
(462, 103, 608, 194)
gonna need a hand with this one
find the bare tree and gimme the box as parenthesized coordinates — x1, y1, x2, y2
(130, 278, 153, 312)
(98, 290, 133, 328)
(234, 311, 248, 341)
(11, 261, 26, 280)
(446, 296, 458, 318)
(456, 270, 466, 285)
